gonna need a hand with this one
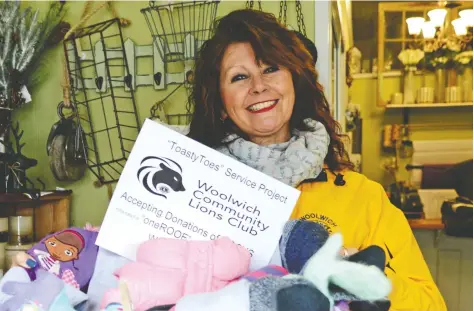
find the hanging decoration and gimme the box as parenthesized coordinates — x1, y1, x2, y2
(61, 1, 138, 186)
(46, 101, 87, 182)
(63, 19, 140, 185)
(141, 0, 220, 123)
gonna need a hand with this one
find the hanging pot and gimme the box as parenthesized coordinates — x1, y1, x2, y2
(47, 102, 87, 181)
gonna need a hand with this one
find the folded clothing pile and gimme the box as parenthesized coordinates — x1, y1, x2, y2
(0, 220, 392, 311)
(100, 220, 391, 311)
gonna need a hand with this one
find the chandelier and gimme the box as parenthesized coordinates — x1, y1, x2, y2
(405, 5, 473, 41)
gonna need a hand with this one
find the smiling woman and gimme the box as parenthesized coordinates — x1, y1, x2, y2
(187, 9, 351, 175)
(185, 8, 447, 311)
(219, 42, 295, 145)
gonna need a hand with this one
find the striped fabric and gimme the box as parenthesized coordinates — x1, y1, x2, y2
(241, 265, 288, 282)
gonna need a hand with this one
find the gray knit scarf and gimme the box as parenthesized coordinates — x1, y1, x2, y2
(216, 119, 330, 187)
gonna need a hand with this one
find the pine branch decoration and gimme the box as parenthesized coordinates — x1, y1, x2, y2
(0, 1, 66, 109)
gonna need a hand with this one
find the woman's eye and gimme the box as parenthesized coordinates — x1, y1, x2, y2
(264, 66, 279, 74)
(231, 74, 247, 83)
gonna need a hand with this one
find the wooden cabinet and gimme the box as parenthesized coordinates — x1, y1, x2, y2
(414, 229, 473, 311)
(0, 191, 72, 242)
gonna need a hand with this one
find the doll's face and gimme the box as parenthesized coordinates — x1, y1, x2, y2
(45, 236, 79, 262)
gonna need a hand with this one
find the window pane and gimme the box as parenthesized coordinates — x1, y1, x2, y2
(352, 1, 378, 72)
(384, 42, 403, 71)
(385, 11, 402, 39)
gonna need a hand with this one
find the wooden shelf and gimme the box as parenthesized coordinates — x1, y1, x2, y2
(352, 70, 424, 80)
(0, 191, 72, 204)
(385, 102, 473, 108)
(408, 218, 444, 230)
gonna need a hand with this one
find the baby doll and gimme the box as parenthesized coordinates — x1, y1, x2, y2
(26, 228, 99, 290)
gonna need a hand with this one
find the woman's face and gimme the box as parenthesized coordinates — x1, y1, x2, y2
(219, 42, 295, 144)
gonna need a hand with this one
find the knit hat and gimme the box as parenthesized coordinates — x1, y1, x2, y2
(26, 227, 99, 290)
(279, 219, 329, 273)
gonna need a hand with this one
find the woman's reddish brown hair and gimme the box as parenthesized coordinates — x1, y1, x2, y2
(187, 9, 353, 172)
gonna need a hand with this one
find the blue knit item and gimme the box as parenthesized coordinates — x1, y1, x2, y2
(279, 220, 329, 274)
(276, 283, 330, 311)
(249, 276, 319, 311)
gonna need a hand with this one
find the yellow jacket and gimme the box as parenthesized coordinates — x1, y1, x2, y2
(291, 169, 447, 311)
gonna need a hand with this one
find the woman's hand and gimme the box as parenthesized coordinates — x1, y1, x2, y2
(340, 247, 359, 257)
(10, 251, 37, 269)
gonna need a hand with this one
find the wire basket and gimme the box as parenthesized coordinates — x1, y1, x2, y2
(64, 18, 141, 185)
(141, 0, 220, 63)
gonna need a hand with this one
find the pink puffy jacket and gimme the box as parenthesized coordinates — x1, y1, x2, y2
(101, 237, 251, 311)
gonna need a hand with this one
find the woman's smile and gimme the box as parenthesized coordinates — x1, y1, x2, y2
(247, 99, 279, 113)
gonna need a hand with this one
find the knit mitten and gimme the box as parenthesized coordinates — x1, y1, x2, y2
(346, 246, 391, 311)
(279, 219, 329, 273)
(330, 245, 387, 300)
(301, 233, 391, 309)
(0, 269, 76, 311)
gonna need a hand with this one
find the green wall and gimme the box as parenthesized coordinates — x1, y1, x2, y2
(17, 1, 315, 226)
(351, 73, 473, 186)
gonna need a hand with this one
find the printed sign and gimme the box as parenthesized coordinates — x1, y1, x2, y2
(96, 119, 301, 270)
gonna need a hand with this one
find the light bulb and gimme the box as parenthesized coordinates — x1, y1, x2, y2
(406, 17, 425, 35)
(452, 18, 467, 36)
(422, 21, 436, 39)
(428, 9, 447, 27)
(459, 9, 474, 27)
